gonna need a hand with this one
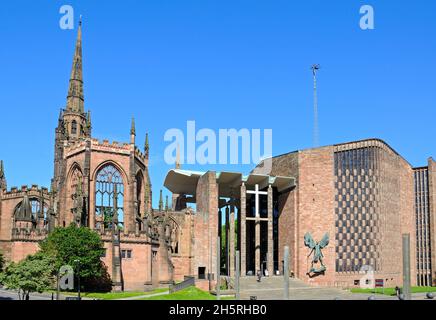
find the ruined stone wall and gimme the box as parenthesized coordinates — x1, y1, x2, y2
(59, 138, 150, 234)
(194, 171, 218, 288)
(168, 211, 194, 282)
(10, 241, 40, 262)
(0, 186, 50, 262)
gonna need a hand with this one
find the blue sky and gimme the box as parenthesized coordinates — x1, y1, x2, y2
(0, 1, 435, 206)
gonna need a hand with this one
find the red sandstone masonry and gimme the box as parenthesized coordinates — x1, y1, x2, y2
(296, 147, 336, 286)
(167, 210, 195, 282)
(195, 171, 218, 289)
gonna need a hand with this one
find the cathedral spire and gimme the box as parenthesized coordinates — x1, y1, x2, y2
(175, 144, 181, 169)
(66, 20, 84, 113)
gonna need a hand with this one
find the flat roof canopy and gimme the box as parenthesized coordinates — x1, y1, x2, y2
(164, 169, 296, 198)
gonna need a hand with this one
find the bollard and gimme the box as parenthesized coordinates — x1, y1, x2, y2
(283, 246, 290, 300)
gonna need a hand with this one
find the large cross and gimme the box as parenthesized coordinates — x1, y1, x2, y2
(246, 184, 268, 218)
(246, 184, 269, 274)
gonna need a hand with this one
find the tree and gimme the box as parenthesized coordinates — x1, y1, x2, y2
(39, 224, 111, 292)
(0, 253, 55, 300)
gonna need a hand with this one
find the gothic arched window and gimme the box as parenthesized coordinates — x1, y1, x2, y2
(14, 198, 48, 226)
(71, 120, 77, 134)
(95, 164, 124, 230)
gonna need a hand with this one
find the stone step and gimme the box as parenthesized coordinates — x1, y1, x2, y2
(238, 276, 354, 300)
(240, 276, 309, 290)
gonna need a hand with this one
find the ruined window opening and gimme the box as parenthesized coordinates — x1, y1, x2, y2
(71, 120, 77, 134)
(95, 164, 124, 230)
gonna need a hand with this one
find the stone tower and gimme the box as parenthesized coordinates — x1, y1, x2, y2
(51, 20, 92, 227)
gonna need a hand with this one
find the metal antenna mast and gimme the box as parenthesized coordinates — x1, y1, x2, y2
(311, 64, 321, 147)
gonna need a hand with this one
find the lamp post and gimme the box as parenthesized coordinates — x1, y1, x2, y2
(74, 259, 81, 300)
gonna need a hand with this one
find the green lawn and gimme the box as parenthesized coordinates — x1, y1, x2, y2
(54, 288, 168, 300)
(351, 286, 436, 296)
(141, 286, 234, 300)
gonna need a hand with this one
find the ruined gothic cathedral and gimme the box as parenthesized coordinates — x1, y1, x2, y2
(1, 23, 435, 292)
(0, 22, 177, 291)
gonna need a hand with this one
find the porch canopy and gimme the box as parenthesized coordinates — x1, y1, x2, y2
(164, 169, 296, 198)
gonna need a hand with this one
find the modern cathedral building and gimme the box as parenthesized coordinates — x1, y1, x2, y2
(0, 24, 434, 291)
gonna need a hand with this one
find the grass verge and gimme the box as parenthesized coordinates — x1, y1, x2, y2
(51, 288, 168, 300)
(350, 286, 436, 296)
(141, 286, 234, 300)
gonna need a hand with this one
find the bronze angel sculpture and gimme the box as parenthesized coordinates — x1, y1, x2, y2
(304, 232, 329, 274)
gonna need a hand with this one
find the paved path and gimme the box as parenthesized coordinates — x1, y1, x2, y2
(116, 291, 170, 300)
(1, 281, 434, 301)
(0, 288, 99, 300)
(0, 287, 170, 301)
(0, 288, 54, 300)
(239, 276, 435, 300)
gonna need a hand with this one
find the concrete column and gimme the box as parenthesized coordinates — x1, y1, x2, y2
(218, 208, 222, 266)
(216, 236, 221, 300)
(255, 219, 260, 274)
(225, 206, 230, 274)
(284, 246, 289, 300)
(403, 234, 411, 300)
(267, 185, 274, 275)
(255, 185, 260, 273)
(235, 250, 240, 300)
(240, 183, 246, 276)
(229, 206, 235, 277)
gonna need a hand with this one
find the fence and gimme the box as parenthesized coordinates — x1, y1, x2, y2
(169, 276, 195, 293)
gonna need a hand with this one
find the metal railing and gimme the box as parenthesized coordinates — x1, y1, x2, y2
(169, 276, 195, 293)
